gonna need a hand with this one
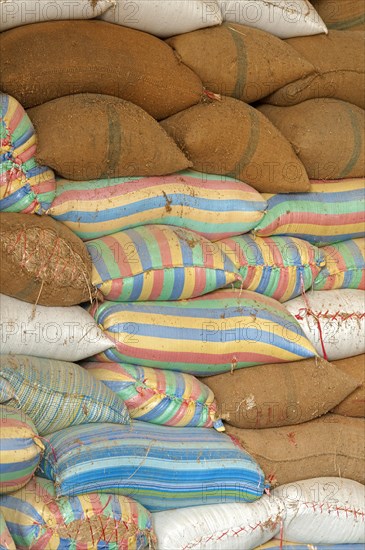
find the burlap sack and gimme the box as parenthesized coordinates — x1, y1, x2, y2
(226, 414, 365, 486)
(203, 358, 359, 429)
(311, 0, 365, 31)
(27, 94, 191, 181)
(259, 99, 365, 179)
(166, 23, 315, 103)
(0, 213, 93, 306)
(0, 20, 203, 119)
(331, 355, 365, 417)
(160, 97, 309, 193)
(265, 31, 365, 109)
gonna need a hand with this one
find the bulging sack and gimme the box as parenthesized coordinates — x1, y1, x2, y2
(259, 99, 365, 180)
(0, 212, 93, 306)
(87, 289, 317, 375)
(0, 511, 15, 550)
(226, 414, 365, 486)
(254, 178, 365, 247)
(203, 357, 359, 429)
(153, 496, 285, 550)
(311, 0, 365, 31)
(167, 23, 315, 103)
(0, 93, 55, 214)
(47, 171, 267, 242)
(0, 294, 114, 361)
(82, 361, 223, 429)
(0, 477, 156, 549)
(37, 421, 267, 511)
(218, 234, 325, 302)
(217, 0, 327, 38)
(0, 0, 114, 31)
(0, 20, 203, 118)
(272, 478, 365, 544)
(0, 355, 130, 436)
(314, 238, 365, 291)
(331, 355, 365, 418)
(86, 225, 241, 302)
(160, 97, 310, 194)
(0, 405, 44, 495)
(266, 31, 365, 109)
(100, 0, 223, 37)
(284, 289, 365, 361)
(28, 94, 190, 181)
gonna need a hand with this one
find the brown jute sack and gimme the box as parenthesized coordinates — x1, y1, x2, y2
(27, 94, 191, 181)
(226, 415, 365, 486)
(166, 23, 315, 104)
(203, 358, 359, 429)
(160, 97, 310, 194)
(258, 99, 365, 179)
(0, 213, 93, 307)
(311, 0, 365, 31)
(265, 31, 365, 109)
(0, 20, 203, 119)
(331, 355, 365, 417)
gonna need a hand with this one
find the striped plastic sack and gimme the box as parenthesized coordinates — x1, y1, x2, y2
(0, 405, 44, 495)
(87, 289, 317, 376)
(314, 238, 365, 290)
(87, 225, 241, 302)
(0, 477, 156, 549)
(0, 94, 55, 214)
(0, 355, 130, 436)
(254, 179, 365, 247)
(47, 171, 267, 241)
(0, 511, 15, 550)
(219, 234, 325, 302)
(82, 362, 223, 430)
(37, 421, 267, 511)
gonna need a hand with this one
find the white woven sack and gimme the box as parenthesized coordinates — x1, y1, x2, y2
(100, 0, 223, 37)
(0, 0, 114, 32)
(284, 289, 365, 361)
(0, 294, 114, 361)
(153, 495, 285, 550)
(273, 478, 365, 544)
(217, 0, 327, 38)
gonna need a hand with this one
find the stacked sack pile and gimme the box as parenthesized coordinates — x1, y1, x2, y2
(0, 0, 364, 548)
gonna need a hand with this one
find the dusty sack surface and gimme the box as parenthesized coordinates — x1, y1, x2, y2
(311, 0, 365, 31)
(203, 357, 359, 429)
(27, 94, 191, 181)
(331, 355, 365, 417)
(160, 97, 310, 194)
(0, 20, 203, 118)
(259, 99, 365, 179)
(265, 31, 365, 109)
(167, 23, 315, 103)
(226, 414, 365, 486)
(0, 213, 93, 306)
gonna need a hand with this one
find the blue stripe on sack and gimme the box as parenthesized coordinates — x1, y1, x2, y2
(267, 188, 363, 206)
(129, 273, 145, 302)
(87, 243, 111, 283)
(0, 438, 35, 451)
(13, 126, 34, 149)
(282, 232, 363, 246)
(0, 456, 39, 474)
(127, 228, 153, 272)
(0, 93, 9, 115)
(0, 185, 32, 210)
(169, 269, 185, 301)
(0, 495, 45, 524)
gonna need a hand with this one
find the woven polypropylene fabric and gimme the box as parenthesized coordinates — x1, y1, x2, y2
(218, 234, 325, 302)
(37, 421, 266, 511)
(0, 355, 130, 436)
(314, 238, 365, 290)
(254, 179, 365, 247)
(0, 477, 155, 549)
(48, 171, 266, 241)
(87, 288, 317, 375)
(87, 225, 240, 302)
(0, 93, 55, 214)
